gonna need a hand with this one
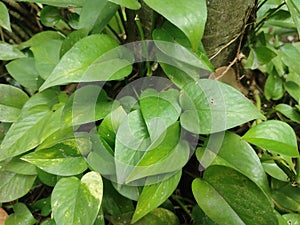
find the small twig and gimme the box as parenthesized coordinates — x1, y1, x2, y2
(209, 34, 241, 60)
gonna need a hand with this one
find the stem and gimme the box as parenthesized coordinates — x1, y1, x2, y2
(171, 195, 193, 219)
(253, 89, 262, 124)
(256, 0, 268, 11)
(107, 24, 123, 43)
(255, 2, 285, 32)
(135, 15, 151, 76)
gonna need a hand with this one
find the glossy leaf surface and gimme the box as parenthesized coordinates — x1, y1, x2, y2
(0, 2, 11, 32)
(22, 140, 87, 176)
(143, 0, 207, 50)
(180, 79, 264, 134)
(51, 172, 103, 225)
(132, 171, 181, 223)
(196, 132, 269, 194)
(242, 120, 299, 157)
(192, 166, 278, 225)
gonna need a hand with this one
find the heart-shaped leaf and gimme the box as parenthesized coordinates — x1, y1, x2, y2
(180, 79, 265, 134)
(51, 172, 103, 225)
(242, 120, 299, 157)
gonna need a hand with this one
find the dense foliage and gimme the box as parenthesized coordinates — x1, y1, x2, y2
(0, 0, 300, 224)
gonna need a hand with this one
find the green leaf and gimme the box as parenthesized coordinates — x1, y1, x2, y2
(5, 203, 36, 225)
(279, 43, 300, 73)
(179, 79, 265, 134)
(152, 22, 214, 88)
(275, 104, 300, 123)
(17, 0, 85, 7)
(18, 31, 64, 50)
(60, 29, 88, 56)
(32, 196, 52, 217)
(282, 214, 300, 224)
(6, 57, 43, 92)
(37, 168, 57, 186)
(0, 84, 29, 122)
(286, 0, 300, 37)
(108, 0, 140, 9)
(285, 72, 300, 101)
(41, 219, 56, 225)
(196, 132, 270, 194)
(139, 88, 181, 139)
(40, 6, 63, 27)
(4, 157, 37, 175)
(262, 161, 289, 181)
(39, 35, 132, 90)
(63, 85, 114, 126)
(21, 139, 88, 176)
(30, 39, 63, 79)
(79, 0, 118, 33)
(192, 205, 218, 225)
(153, 28, 213, 73)
(134, 208, 180, 225)
(192, 166, 278, 225)
(51, 172, 103, 225)
(143, 0, 207, 50)
(107, 208, 180, 225)
(112, 182, 140, 201)
(271, 184, 300, 213)
(115, 109, 188, 183)
(242, 120, 299, 157)
(98, 106, 127, 149)
(0, 2, 11, 32)
(0, 171, 36, 202)
(101, 179, 134, 216)
(132, 171, 181, 223)
(264, 72, 284, 100)
(0, 90, 62, 161)
(0, 42, 25, 60)
(244, 46, 277, 69)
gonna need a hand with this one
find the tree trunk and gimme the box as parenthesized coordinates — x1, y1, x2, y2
(202, 0, 256, 68)
(136, 0, 257, 68)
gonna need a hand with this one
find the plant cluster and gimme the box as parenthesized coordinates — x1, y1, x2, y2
(0, 0, 300, 224)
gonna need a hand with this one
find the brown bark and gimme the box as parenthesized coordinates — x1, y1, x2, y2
(202, 0, 256, 68)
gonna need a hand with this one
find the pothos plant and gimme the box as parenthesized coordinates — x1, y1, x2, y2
(0, 0, 300, 224)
